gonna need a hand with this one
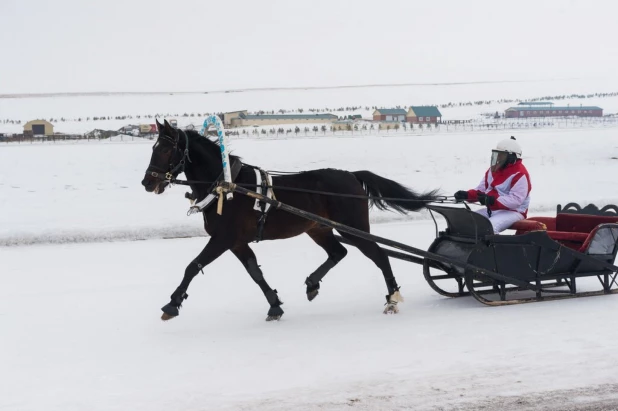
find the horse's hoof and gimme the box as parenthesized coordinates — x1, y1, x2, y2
(307, 289, 319, 302)
(383, 303, 399, 314)
(266, 305, 284, 321)
(383, 291, 403, 314)
(161, 303, 179, 321)
(305, 277, 320, 302)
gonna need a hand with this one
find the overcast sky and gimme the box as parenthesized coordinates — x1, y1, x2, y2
(1, 0, 617, 94)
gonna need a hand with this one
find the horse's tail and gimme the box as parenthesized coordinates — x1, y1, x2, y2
(352, 170, 440, 214)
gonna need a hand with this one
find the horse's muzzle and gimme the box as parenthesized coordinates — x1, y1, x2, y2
(142, 176, 157, 192)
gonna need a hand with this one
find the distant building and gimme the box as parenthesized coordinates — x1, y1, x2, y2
(505, 102, 603, 118)
(406, 106, 442, 124)
(224, 110, 338, 127)
(23, 119, 54, 136)
(118, 124, 139, 134)
(139, 124, 157, 134)
(372, 108, 407, 122)
(221, 111, 249, 127)
(373, 107, 442, 124)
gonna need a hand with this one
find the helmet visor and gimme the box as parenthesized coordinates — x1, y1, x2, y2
(491, 150, 507, 168)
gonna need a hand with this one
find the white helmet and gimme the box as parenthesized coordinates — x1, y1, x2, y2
(491, 136, 522, 168)
(496, 136, 522, 158)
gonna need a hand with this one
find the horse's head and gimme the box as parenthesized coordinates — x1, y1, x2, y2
(141, 119, 188, 194)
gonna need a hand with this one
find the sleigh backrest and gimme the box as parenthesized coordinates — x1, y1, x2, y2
(555, 203, 618, 234)
(556, 213, 618, 234)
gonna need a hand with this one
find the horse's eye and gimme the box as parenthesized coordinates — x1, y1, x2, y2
(162, 147, 172, 154)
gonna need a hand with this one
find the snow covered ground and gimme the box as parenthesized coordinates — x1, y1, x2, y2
(3, 223, 618, 411)
(2, 126, 618, 246)
(3, 99, 618, 409)
(4, 0, 618, 407)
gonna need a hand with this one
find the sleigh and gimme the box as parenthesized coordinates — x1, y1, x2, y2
(422, 203, 618, 305)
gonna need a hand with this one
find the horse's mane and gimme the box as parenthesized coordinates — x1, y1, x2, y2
(183, 128, 306, 178)
(184, 128, 241, 164)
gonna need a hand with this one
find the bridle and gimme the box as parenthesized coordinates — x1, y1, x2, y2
(145, 129, 191, 182)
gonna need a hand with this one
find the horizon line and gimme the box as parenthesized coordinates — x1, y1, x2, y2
(0, 78, 577, 99)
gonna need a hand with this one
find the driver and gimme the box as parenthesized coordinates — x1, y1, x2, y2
(453, 136, 531, 234)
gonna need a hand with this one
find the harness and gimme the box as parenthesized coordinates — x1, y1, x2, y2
(186, 163, 276, 243)
(253, 167, 276, 242)
(186, 159, 243, 215)
(145, 129, 191, 182)
(148, 128, 276, 242)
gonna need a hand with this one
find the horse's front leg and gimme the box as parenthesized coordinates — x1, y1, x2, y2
(231, 243, 284, 321)
(161, 236, 230, 321)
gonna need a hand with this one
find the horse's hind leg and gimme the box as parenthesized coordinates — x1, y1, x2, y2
(338, 232, 403, 314)
(305, 228, 348, 301)
(231, 243, 284, 321)
(161, 236, 230, 321)
(328, 193, 403, 314)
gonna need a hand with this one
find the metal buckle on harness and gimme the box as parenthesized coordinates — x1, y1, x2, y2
(165, 172, 173, 181)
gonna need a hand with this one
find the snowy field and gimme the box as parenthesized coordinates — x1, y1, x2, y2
(2, 78, 618, 135)
(2, 126, 618, 246)
(4, 223, 618, 411)
(3, 117, 618, 410)
(4, 0, 618, 407)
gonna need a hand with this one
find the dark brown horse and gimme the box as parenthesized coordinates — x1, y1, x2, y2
(142, 119, 440, 321)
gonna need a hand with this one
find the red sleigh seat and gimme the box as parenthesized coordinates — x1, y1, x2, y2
(511, 213, 618, 251)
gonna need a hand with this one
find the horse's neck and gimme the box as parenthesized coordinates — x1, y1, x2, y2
(184, 142, 222, 199)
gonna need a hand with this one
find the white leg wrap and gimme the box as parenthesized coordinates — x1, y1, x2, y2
(383, 291, 403, 314)
(390, 290, 404, 303)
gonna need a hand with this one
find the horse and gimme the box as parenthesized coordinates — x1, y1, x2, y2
(142, 119, 440, 321)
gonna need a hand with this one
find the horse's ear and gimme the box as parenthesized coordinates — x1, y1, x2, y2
(160, 119, 171, 134)
(155, 118, 162, 131)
